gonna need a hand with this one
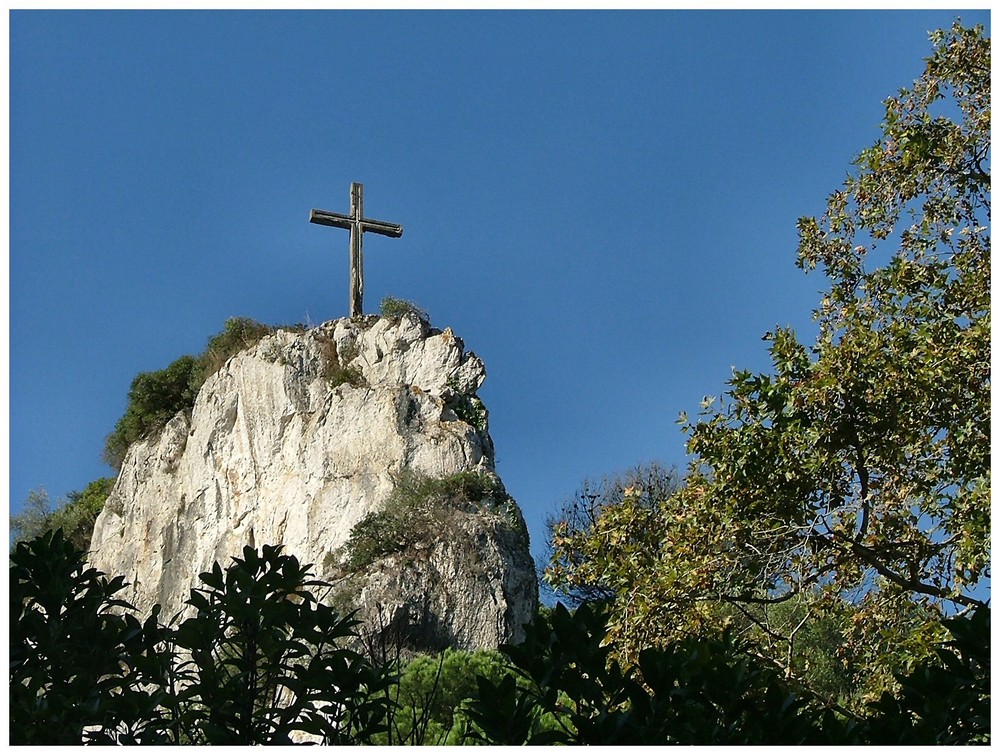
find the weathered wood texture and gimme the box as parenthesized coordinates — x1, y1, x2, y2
(310, 182, 403, 317)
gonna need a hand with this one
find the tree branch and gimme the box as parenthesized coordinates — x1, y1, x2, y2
(845, 538, 987, 609)
(720, 561, 841, 605)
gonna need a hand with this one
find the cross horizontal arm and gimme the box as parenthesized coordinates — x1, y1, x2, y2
(309, 209, 404, 238)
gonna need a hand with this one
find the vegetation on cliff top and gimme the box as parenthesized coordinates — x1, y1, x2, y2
(379, 295, 428, 322)
(102, 317, 280, 469)
(103, 302, 432, 469)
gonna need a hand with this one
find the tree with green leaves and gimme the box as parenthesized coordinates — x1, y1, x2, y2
(865, 608, 990, 745)
(9, 488, 53, 547)
(377, 647, 511, 744)
(544, 463, 681, 606)
(546, 21, 989, 703)
(10, 478, 115, 551)
(463, 601, 853, 745)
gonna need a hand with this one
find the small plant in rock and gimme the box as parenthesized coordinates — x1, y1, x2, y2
(450, 393, 488, 432)
(380, 296, 429, 322)
(200, 317, 274, 380)
(444, 377, 488, 432)
(338, 338, 361, 362)
(322, 337, 367, 389)
(328, 365, 367, 389)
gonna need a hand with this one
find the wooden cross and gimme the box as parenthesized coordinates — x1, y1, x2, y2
(310, 182, 404, 317)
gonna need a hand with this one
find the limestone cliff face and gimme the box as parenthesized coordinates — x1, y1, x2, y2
(89, 314, 537, 649)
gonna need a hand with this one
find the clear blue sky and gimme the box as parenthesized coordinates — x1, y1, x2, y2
(9, 9, 990, 566)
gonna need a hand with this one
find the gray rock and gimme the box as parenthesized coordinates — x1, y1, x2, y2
(89, 314, 537, 649)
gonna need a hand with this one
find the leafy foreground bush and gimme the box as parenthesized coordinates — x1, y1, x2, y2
(865, 608, 991, 745)
(10, 529, 158, 744)
(467, 602, 990, 745)
(465, 602, 848, 745)
(9, 531, 989, 745)
(10, 531, 391, 744)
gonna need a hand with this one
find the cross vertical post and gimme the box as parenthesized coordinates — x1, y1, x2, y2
(309, 182, 404, 317)
(348, 182, 363, 318)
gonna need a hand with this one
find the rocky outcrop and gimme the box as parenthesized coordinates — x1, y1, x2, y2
(89, 314, 537, 649)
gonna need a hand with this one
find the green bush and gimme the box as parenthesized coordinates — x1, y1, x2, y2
(380, 296, 428, 322)
(103, 318, 274, 469)
(10, 529, 166, 744)
(379, 648, 512, 745)
(864, 609, 990, 744)
(10, 534, 393, 744)
(463, 602, 851, 745)
(10, 478, 116, 552)
(462, 601, 992, 746)
(340, 470, 514, 571)
(405, 469, 505, 506)
(167, 545, 392, 744)
(47, 477, 115, 551)
(103, 355, 202, 468)
(341, 509, 411, 571)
